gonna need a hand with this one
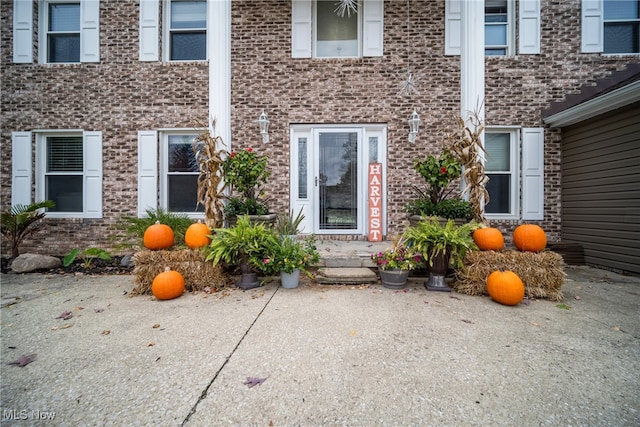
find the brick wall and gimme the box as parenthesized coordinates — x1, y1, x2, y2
(1, 0, 636, 255)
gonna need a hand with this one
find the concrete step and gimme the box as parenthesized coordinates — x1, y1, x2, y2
(315, 267, 378, 285)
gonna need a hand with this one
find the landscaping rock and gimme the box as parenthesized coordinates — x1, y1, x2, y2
(10, 253, 62, 273)
(120, 254, 134, 268)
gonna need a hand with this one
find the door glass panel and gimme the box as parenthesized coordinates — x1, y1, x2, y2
(369, 136, 378, 163)
(298, 137, 308, 199)
(319, 132, 358, 230)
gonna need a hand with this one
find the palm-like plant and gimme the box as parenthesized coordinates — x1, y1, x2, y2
(1, 200, 55, 259)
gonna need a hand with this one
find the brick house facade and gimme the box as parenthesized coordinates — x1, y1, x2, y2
(1, 0, 638, 256)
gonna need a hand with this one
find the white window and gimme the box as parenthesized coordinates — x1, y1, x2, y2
(160, 132, 203, 215)
(484, 130, 519, 218)
(484, 127, 545, 220)
(165, 0, 207, 61)
(37, 0, 100, 63)
(445, 0, 539, 55)
(292, 0, 383, 58)
(485, 1, 512, 56)
(604, 0, 640, 54)
(33, 131, 103, 218)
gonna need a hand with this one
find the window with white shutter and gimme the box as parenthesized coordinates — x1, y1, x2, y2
(38, 0, 100, 64)
(521, 128, 544, 220)
(11, 132, 33, 207)
(485, 130, 519, 218)
(291, 0, 383, 58)
(138, 131, 158, 217)
(139, 0, 159, 61)
(445, 0, 539, 56)
(35, 131, 103, 218)
(164, 0, 207, 61)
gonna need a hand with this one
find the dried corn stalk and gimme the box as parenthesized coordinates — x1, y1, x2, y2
(444, 111, 489, 224)
(193, 119, 228, 229)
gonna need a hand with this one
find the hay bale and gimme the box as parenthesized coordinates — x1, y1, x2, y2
(452, 250, 566, 301)
(132, 249, 228, 295)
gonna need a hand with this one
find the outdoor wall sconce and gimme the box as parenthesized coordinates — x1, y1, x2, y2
(258, 110, 270, 143)
(408, 109, 420, 143)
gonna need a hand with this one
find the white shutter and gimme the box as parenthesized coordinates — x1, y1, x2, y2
(80, 0, 100, 62)
(519, 0, 540, 54)
(83, 131, 103, 218)
(11, 132, 32, 207)
(13, 0, 33, 63)
(444, 0, 461, 55)
(138, 131, 158, 217)
(291, 0, 312, 58)
(363, 0, 383, 57)
(522, 128, 544, 220)
(581, 0, 603, 53)
(139, 0, 159, 61)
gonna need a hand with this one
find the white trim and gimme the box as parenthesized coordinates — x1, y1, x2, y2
(208, 0, 231, 151)
(543, 80, 640, 127)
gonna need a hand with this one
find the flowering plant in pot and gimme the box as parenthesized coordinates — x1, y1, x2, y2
(406, 150, 473, 223)
(257, 236, 320, 288)
(222, 147, 272, 219)
(371, 239, 423, 289)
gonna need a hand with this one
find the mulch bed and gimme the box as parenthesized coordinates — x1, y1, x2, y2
(1, 256, 134, 276)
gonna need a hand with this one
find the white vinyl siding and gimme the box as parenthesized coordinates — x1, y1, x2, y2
(582, 0, 604, 53)
(521, 127, 545, 220)
(11, 132, 33, 207)
(291, 0, 383, 58)
(13, 0, 34, 63)
(139, 0, 159, 61)
(137, 131, 158, 217)
(445, 0, 539, 56)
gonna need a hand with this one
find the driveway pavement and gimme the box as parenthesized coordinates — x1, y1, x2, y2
(1, 266, 639, 426)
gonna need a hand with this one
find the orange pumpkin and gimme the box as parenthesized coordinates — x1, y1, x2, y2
(486, 270, 525, 306)
(472, 227, 504, 251)
(152, 268, 185, 300)
(185, 221, 211, 249)
(513, 224, 546, 252)
(143, 221, 174, 250)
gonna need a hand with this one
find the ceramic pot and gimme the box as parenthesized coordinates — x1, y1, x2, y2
(280, 269, 301, 289)
(379, 268, 410, 289)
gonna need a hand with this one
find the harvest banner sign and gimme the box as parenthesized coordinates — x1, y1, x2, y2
(368, 163, 382, 241)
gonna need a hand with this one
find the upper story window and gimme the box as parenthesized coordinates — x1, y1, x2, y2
(604, 0, 640, 53)
(166, 0, 207, 61)
(46, 2, 80, 63)
(485, 0, 513, 56)
(315, 0, 360, 58)
(291, 0, 383, 58)
(160, 133, 203, 214)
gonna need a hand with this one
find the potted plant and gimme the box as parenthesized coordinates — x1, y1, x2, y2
(370, 239, 423, 289)
(221, 146, 274, 224)
(406, 150, 473, 225)
(274, 208, 305, 240)
(403, 217, 480, 292)
(258, 236, 319, 289)
(205, 215, 278, 290)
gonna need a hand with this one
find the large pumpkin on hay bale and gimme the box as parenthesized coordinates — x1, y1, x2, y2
(151, 268, 185, 300)
(185, 221, 211, 249)
(513, 224, 546, 252)
(473, 227, 504, 251)
(143, 221, 174, 250)
(486, 270, 525, 306)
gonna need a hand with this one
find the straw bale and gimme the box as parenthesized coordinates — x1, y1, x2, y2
(452, 250, 566, 301)
(131, 249, 228, 295)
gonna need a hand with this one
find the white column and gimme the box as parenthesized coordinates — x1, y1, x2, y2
(460, 0, 485, 123)
(208, 0, 232, 149)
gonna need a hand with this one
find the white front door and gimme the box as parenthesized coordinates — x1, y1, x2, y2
(290, 124, 387, 236)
